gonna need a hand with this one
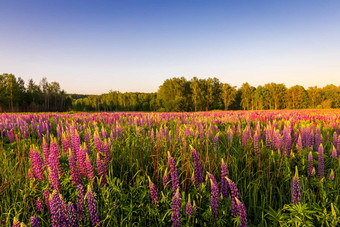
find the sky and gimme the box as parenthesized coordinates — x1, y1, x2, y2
(0, 0, 340, 94)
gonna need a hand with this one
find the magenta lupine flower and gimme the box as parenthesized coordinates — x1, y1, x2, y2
(68, 149, 80, 185)
(235, 198, 248, 227)
(96, 153, 108, 186)
(85, 153, 95, 182)
(186, 197, 193, 218)
(226, 177, 240, 217)
(87, 185, 100, 227)
(331, 146, 338, 159)
(7, 129, 14, 143)
(208, 172, 219, 220)
(148, 177, 159, 207)
(308, 152, 313, 176)
(191, 147, 204, 188)
(12, 217, 24, 227)
(311, 167, 316, 176)
(30, 216, 41, 227)
(318, 144, 324, 179)
(171, 189, 181, 227)
(168, 152, 180, 194)
(50, 190, 67, 227)
(163, 168, 170, 189)
(49, 138, 62, 177)
(102, 139, 111, 167)
(292, 167, 301, 205)
(297, 135, 303, 151)
(44, 188, 51, 213)
(329, 169, 335, 181)
(65, 202, 78, 227)
(94, 131, 103, 153)
(78, 144, 87, 177)
(221, 159, 229, 200)
(61, 133, 70, 155)
(29, 145, 45, 181)
(76, 184, 86, 221)
(42, 137, 49, 166)
(36, 197, 44, 212)
(48, 164, 61, 192)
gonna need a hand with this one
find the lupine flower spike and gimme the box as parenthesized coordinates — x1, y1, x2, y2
(148, 176, 159, 207)
(171, 189, 181, 227)
(292, 166, 301, 205)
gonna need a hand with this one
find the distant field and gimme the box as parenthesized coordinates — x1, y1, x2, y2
(0, 110, 339, 226)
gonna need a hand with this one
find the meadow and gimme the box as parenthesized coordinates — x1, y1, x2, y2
(0, 110, 339, 226)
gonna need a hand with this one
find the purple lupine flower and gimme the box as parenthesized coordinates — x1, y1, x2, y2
(76, 184, 86, 221)
(85, 153, 95, 182)
(191, 147, 204, 188)
(235, 198, 248, 227)
(314, 127, 321, 151)
(96, 153, 108, 186)
(214, 132, 220, 151)
(50, 190, 67, 227)
(221, 158, 229, 200)
(226, 177, 240, 217)
(168, 152, 180, 194)
(30, 216, 41, 227)
(292, 167, 301, 205)
(171, 189, 181, 227)
(48, 165, 61, 192)
(163, 168, 170, 189)
(49, 138, 62, 177)
(36, 197, 44, 212)
(318, 144, 324, 179)
(65, 202, 78, 227)
(186, 196, 193, 217)
(44, 188, 51, 213)
(208, 172, 219, 220)
(329, 169, 335, 181)
(148, 177, 159, 207)
(87, 185, 100, 227)
(307, 151, 313, 176)
(84, 128, 92, 155)
(68, 149, 80, 185)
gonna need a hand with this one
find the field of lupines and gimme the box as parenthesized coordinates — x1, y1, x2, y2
(0, 110, 339, 226)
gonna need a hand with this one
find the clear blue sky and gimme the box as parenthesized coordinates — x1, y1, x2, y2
(1, 0, 340, 94)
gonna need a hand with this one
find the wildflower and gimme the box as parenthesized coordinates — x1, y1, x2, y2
(226, 177, 240, 217)
(50, 191, 67, 227)
(30, 216, 41, 227)
(221, 158, 229, 199)
(68, 149, 80, 185)
(329, 169, 335, 181)
(85, 153, 95, 182)
(292, 166, 301, 205)
(87, 185, 100, 226)
(36, 197, 44, 212)
(235, 198, 248, 227)
(318, 144, 324, 179)
(307, 151, 313, 176)
(191, 147, 204, 188)
(76, 184, 86, 221)
(171, 189, 181, 227)
(65, 202, 78, 227)
(168, 152, 180, 194)
(148, 177, 159, 207)
(186, 196, 193, 217)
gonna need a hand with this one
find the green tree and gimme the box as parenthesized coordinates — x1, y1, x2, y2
(221, 83, 237, 110)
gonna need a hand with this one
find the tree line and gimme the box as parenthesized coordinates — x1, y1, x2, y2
(156, 77, 340, 111)
(0, 73, 72, 112)
(1, 73, 339, 112)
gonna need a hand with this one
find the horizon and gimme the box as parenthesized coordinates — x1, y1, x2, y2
(1, 0, 340, 95)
